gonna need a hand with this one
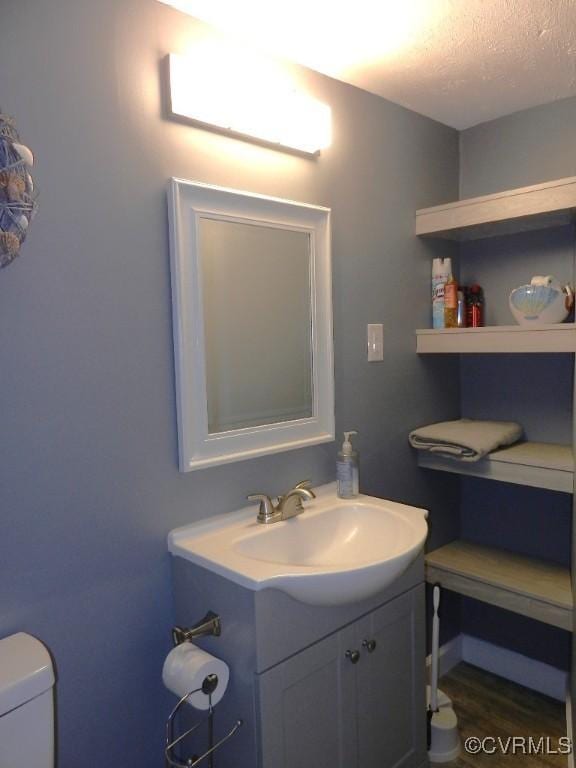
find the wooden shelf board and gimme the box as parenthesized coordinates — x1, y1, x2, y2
(416, 324, 576, 354)
(417, 441, 574, 493)
(416, 175, 576, 241)
(425, 541, 572, 631)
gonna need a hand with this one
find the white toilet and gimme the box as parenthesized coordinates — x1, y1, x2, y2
(0, 632, 55, 768)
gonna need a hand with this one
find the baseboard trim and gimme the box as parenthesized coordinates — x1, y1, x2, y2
(427, 633, 567, 702)
(426, 634, 462, 679)
(461, 634, 567, 702)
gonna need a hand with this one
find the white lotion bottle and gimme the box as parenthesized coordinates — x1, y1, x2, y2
(337, 431, 359, 499)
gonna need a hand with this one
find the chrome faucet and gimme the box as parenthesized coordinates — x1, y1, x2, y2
(247, 480, 316, 524)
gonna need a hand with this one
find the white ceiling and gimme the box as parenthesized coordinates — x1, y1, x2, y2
(158, 0, 576, 130)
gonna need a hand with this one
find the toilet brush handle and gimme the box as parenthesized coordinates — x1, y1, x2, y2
(430, 585, 440, 712)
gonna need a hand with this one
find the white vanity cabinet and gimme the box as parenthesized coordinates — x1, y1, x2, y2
(170, 555, 427, 768)
(258, 586, 426, 768)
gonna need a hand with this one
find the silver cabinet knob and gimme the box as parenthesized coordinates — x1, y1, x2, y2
(345, 649, 360, 664)
(362, 639, 376, 653)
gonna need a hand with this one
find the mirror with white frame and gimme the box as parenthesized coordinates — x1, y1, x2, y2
(168, 179, 334, 471)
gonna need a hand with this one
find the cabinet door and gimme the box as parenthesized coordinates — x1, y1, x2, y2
(258, 622, 357, 768)
(356, 586, 427, 768)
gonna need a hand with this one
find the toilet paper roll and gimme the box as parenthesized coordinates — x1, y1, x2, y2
(162, 643, 229, 710)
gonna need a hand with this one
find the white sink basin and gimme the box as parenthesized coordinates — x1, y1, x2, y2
(168, 483, 428, 606)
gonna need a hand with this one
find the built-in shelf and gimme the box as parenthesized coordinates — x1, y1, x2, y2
(416, 175, 576, 241)
(418, 441, 574, 494)
(416, 324, 576, 354)
(426, 541, 572, 632)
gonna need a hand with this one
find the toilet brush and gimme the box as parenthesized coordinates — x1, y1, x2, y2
(427, 585, 461, 763)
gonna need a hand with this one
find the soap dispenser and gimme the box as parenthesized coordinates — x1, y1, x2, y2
(337, 431, 359, 499)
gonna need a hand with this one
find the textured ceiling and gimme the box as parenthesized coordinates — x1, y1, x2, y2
(356, 0, 576, 129)
(158, 0, 576, 129)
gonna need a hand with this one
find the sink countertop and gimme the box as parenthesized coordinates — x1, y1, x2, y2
(168, 482, 428, 606)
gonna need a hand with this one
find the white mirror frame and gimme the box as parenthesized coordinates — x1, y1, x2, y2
(168, 178, 335, 471)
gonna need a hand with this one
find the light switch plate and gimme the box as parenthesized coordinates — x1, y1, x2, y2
(367, 324, 384, 361)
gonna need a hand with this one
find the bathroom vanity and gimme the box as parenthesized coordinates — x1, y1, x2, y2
(167, 485, 428, 768)
(171, 555, 426, 768)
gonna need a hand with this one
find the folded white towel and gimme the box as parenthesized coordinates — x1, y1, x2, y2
(408, 419, 523, 462)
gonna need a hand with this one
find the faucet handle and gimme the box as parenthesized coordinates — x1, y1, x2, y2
(292, 480, 316, 499)
(247, 493, 277, 523)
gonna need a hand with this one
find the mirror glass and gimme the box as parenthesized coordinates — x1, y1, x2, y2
(199, 218, 313, 434)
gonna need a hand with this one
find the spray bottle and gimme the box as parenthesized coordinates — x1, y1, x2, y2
(432, 258, 452, 329)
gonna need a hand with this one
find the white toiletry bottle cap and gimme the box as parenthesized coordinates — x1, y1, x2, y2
(342, 431, 358, 455)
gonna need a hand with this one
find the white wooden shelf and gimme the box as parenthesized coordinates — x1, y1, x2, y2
(425, 540, 572, 631)
(418, 441, 574, 494)
(416, 175, 576, 241)
(416, 324, 576, 354)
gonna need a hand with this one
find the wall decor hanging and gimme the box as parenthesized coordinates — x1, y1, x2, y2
(0, 111, 37, 269)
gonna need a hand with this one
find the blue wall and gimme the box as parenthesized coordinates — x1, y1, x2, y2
(0, 1, 460, 765)
(459, 95, 576, 198)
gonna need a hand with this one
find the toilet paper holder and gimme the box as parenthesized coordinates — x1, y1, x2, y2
(172, 611, 221, 647)
(165, 679, 243, 768)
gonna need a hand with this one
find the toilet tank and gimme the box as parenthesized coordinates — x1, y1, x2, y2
(0, 632, 55, 768)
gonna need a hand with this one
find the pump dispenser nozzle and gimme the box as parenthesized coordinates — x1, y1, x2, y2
(342, 431, 358, 455)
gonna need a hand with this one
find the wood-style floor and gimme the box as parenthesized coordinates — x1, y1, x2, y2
(439, 663, 567, 768)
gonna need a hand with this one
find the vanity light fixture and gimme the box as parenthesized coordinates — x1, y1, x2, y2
(166, 52, 331, 156)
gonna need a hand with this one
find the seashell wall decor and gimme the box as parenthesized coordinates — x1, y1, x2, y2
(0, 111, 37, 269)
